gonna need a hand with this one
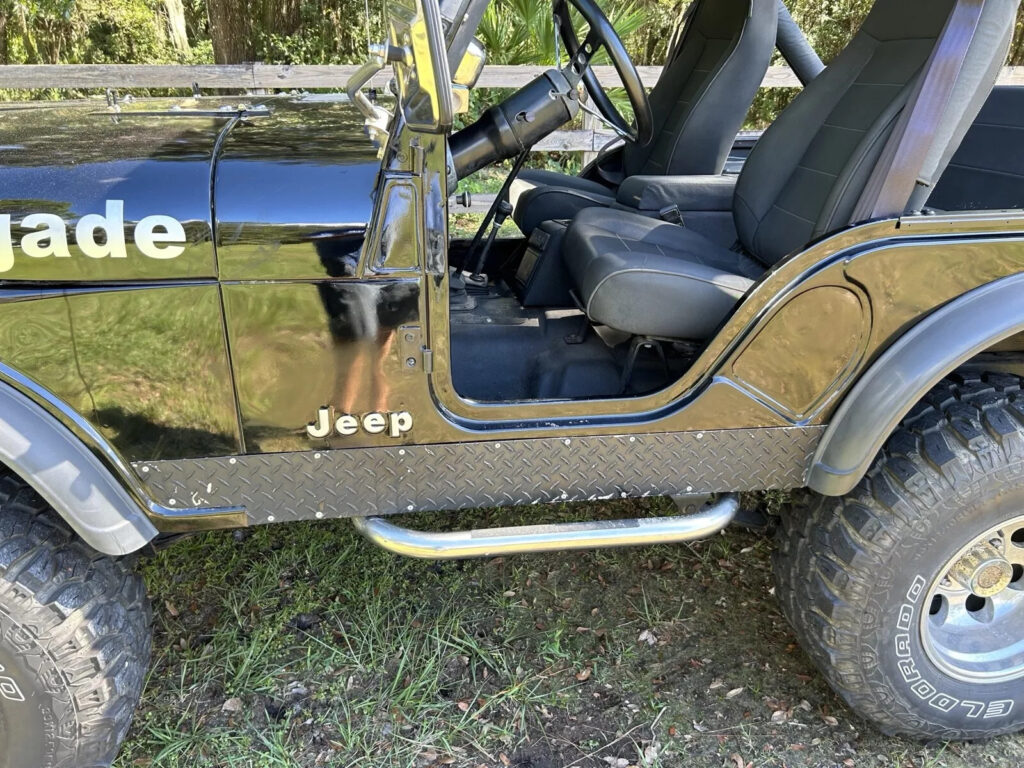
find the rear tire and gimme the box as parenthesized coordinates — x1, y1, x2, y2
(0, 474, 151, 767)
(774, 373, 1024, 739)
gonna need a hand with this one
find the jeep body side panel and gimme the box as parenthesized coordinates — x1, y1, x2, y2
(0, 101, 245, 461)
(2, 98, 1024, 540)
(213, 99, 427, 453)
(809, 271, 1024, 496)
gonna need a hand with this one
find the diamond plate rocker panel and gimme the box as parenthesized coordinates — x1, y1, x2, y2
(133, 427, 824, 525)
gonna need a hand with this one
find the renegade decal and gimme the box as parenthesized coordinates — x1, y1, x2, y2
(306, 407, 413, 439)
(0, 200, 187, 273)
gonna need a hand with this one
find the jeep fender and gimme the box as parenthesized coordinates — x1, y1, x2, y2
(0, 382, 158, 556)
(809, 272, 1024, 496)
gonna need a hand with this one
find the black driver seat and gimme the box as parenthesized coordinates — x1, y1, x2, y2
(510, 0, 778, 235)
(564, 0, 1018, 341)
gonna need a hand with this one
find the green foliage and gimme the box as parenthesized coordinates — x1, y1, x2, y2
(5, 1, 1024, 68)
(1, 0, 1023, 110)
(76, 0, 174, 63)
(252, 5, 383, 66)
(787, 0, 872, 63)
(477, 0, 673, 67)
(5, 0, 178, 64)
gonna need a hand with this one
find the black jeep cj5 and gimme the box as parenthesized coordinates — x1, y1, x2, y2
(2, 0, 1024, 763)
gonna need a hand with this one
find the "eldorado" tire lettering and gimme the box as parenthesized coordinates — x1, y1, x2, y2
(895, 575, 1014, 719)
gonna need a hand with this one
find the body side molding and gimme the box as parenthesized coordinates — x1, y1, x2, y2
(809, 272, 1024, 496)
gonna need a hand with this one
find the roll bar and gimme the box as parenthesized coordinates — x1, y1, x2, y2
(776, 0, 825, 85)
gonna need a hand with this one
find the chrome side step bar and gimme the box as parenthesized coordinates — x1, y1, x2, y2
(351, 494, 739, 559)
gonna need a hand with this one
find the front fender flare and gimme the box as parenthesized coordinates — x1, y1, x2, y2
(0, 383, 158, 556)
(809, 273, 1024, 496)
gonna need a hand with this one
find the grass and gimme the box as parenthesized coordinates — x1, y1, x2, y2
(120, 497, 1024, 768)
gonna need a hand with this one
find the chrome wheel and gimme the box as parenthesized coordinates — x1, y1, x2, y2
(921, 515, 1024, 683)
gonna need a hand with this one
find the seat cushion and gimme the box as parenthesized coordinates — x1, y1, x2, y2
(510, 169, 615, 234)
(564, 208, 764, 340)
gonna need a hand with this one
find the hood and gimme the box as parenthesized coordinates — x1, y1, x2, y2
(0, 95, 382, 283)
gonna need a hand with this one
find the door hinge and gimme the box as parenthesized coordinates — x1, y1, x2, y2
(399, 325, 433, 374)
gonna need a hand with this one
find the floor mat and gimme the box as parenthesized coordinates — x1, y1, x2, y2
(450, 293, 686, 401)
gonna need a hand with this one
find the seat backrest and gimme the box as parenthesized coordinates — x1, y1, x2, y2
(928, 86, 1024, 212)
(621, 0, 777, 178)
(733, 0, 1019, 267)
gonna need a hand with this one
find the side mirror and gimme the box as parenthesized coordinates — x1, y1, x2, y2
(451, 37, 485, 114)
(453, 38, 486, 88)
(388, 0, 454, 132)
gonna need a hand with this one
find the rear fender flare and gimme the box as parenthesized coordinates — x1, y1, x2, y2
(0, 382, 157, 556)
(808, 273, 1024, 496)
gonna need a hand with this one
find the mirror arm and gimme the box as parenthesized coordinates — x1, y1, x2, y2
(346, 46, 394, 146)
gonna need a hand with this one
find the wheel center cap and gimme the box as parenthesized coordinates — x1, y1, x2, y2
(950, 542, 1013, 597)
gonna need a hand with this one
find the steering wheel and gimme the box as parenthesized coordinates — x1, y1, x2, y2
(553, 0, 653, 146)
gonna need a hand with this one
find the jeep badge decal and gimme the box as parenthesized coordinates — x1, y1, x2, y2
(307, 407, 413, 439)
(0, 200, 187, 273)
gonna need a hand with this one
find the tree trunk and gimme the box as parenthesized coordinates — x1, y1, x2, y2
(0, 12, 8, 66)
(262, 0, 302, 37)
(163, 0, 191, 54)
(207, 0, 253, 64)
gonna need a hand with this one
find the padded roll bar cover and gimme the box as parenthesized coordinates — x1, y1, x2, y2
(809, 272, 1024, 497)
(775, 0, 824, 85)
(0, 384, 158, 556)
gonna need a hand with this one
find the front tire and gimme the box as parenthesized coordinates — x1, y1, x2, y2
(774, 373, 1024, 739)
(0, 474, 151, 767)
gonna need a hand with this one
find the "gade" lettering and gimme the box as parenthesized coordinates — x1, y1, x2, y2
(0, 200, 187, 273)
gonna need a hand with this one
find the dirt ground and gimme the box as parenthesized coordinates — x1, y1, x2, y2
(119, 497, 1024, 768)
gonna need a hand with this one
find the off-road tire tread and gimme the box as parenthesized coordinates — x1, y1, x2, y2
(773, 372, 1024, 740)
(0, 470, 151, 767)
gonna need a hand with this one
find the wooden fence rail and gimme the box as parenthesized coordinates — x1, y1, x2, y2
(3, 63, 1023, 156)
(0, 63, 807, 90)
(3, 63, 1023, 90)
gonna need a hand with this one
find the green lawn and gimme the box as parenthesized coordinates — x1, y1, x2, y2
(120, 497, 1024, 768)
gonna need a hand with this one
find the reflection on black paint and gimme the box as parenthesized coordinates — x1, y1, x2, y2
(315, 238, 420, 413)
(214, 97, 383, 280)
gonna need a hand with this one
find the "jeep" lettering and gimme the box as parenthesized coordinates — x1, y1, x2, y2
(0, 200, 187, 273)
(307, 407, 413, 439)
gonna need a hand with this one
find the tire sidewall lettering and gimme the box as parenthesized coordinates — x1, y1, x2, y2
(879, 508, 1023, 731)
(0, 602, 79, 767)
